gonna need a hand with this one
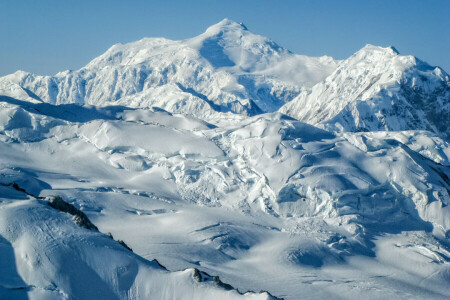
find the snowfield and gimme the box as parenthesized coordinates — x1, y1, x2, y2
(0, 19, 449, 300)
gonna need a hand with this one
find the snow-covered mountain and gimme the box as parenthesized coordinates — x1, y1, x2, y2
(0, 19, 337, 119)
(0, 95, 449, 299)
(280, 45, 450, 140)
(1, 19, 450, 300)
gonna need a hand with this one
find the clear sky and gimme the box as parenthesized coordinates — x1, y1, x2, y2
(1, 0, 449, 76)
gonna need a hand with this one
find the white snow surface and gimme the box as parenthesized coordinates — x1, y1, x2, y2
(0, 19, 337, 119)
(0, 95, 449, 299)
(280, 45, 450, 140)
(0, 191, 273, 300)
(0, 19, 449, 300)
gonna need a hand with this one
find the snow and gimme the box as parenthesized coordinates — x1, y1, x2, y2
(0, 19, 337, 120)
(0, 19, 449, 300)
(280, 45, 450, 140)
(0, 189, 274, 300)
(0, 95, 449, 299)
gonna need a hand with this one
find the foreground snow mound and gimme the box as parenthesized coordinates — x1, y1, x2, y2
(0, 19, 337, 119)
(0, 185, 275, 300)
(280, 45, 450, 140)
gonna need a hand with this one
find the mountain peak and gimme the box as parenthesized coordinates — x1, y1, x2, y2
(0, 19, 339, 116)
(281, 41, 450, 140)
(203, 18, 248, 36)
(358, 44, 400, 56)
(389, 45, 400, 54)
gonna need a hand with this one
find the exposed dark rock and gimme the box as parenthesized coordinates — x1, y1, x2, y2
(150, 259, 168, 270)
(47, 196, 98, 230)
(117, 239, 133, 252)
(105, 232, 134, 252)
(192, 268, 202, 282)
(0, 182, 45, 199)
(191, 267, 283, 299)
(212, 275, 234, 290)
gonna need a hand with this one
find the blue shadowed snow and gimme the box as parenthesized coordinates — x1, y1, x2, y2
(0, 236, 28, 300)
(0, 96, 130, 123)
(199, 34, 235, 68)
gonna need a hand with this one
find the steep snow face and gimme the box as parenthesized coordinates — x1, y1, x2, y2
(0, 19, 337, 119)
(185, 19, 336, 86)
(280, 45, 450, 140)
(0, 96, 449, 299)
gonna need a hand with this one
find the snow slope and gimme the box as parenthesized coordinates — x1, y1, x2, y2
(0, 95, 449, 299)
(0, 19, 337, 119)
(1, 19, 449, 300)
(280, 45, 450, 140)
(0, 185, 275, 300)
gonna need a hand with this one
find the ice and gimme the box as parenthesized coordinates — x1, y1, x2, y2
(0, 19, 448, 300)
(281, 45, 450, 140)
(0, 95, 448, 299)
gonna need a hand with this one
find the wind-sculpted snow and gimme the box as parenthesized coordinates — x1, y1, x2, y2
(0, 97, 449, 299)
(0, 19, 449, 299)
(0, 19, 337, 120)
(211, 114, 449, 233)
(281, 45, 450, 140)
(0, 186, 276, 300)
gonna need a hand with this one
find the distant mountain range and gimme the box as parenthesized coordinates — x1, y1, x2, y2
(1, 19, 448, 140)
(281, 45, 450, 140)
(0, 19, 337, 118)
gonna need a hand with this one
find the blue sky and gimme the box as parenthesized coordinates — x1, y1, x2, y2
(1, 0, 449, 76)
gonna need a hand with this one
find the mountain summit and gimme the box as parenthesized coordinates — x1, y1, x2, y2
(0, 19, 337, 119)
(280, 44, 450, 140)
(0, 20, 448, 139)
(1, 19, 449, 300)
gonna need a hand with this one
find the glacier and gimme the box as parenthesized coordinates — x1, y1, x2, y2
(0, 19, 449, 300)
